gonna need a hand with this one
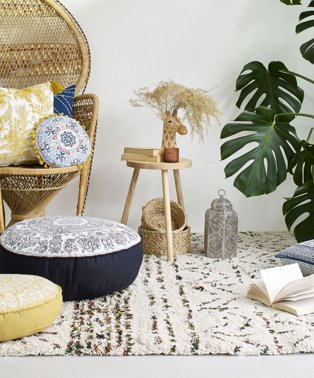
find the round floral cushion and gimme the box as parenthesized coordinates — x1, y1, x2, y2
(0, 274, 62, 342)
(0, 217, 143, 301)
(34, 115, 91, 168)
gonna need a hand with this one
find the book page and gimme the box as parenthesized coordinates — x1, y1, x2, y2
(283, 290, 314, 302)
(251, 279, 268, 297)
(272, 297, 314, 316)
(274, 274, 314, 303)
(260, 264, 303, 304)
(247, 280, 271, 307)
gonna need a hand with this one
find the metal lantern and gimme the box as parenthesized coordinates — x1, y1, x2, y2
(204, 189, 238, 259)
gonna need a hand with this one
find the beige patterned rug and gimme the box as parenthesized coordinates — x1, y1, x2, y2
(1, 232, 314, 356)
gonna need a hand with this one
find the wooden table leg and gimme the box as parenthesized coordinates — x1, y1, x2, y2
(173, 169, 185, 211)
(162, 169, 174, 263)
(121, 168, 140, 225)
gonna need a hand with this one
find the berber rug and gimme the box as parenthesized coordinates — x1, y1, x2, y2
(1, 232, 314, 356)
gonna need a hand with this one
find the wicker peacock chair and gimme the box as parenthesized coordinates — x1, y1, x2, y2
(0, 0, 99, 232)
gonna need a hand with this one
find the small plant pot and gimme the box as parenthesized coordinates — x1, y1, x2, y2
(164, 148, 179, 163)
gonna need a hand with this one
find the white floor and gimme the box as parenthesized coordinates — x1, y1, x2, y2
(1, 355, 314, 378)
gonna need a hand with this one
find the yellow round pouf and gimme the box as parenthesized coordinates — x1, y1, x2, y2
(0, 275, 62, 342)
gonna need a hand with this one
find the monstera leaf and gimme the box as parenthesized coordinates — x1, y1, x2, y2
(221, 107, 301, 197)
(296, 1, 314, 64)
(280, 0, 301, 4)
(236, 61, 304, 114)
(289, 141, 314, 185)
(283, 182, 314, 242)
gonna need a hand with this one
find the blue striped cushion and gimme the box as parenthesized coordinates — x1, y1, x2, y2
(275, 240, 314, 276)
(54, 84, 76, 116)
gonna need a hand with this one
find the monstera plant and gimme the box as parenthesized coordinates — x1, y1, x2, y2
(221, 0, 314, 242)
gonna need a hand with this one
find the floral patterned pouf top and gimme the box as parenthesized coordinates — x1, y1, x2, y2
(0, 217, 141, 258)
(34, 115, 91, 168)
(0, 274, 60, 312)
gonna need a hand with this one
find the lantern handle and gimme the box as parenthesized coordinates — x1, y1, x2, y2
(218, 189, 225, 198)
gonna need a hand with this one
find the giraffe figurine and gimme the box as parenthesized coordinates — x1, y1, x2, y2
(161, 110, 187, 148)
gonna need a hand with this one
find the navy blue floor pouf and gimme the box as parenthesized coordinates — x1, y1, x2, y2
(0, 217, 143, 301)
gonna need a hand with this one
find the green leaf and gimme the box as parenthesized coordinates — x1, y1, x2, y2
(299, 38, 314, 63)
(289, 141, 314, 185)
(221, 107, 301, 197)
(283, 182, 314, 242)
(236, 61, 304, 114)
(280, 0, 301, 4)
(296, 1, 314, 63)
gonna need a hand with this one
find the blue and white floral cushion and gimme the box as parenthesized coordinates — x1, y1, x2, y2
(34, 115, 91, 168)
(275, 240, 314, 276)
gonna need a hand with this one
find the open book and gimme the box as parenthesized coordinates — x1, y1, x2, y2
(247, 264, 314, 316)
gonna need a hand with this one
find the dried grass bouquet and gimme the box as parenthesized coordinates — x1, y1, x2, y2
(130, 81, 220, 148)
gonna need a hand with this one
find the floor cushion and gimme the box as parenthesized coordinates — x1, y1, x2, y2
(0, 217, 143, 301)
(276, 240, 314, 276)
(0, 274, 62, 342)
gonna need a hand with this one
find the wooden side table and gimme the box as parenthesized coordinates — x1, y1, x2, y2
(121, 158, 192, 262)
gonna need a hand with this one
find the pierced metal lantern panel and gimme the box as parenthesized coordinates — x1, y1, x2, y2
(204, 189, 238, 259)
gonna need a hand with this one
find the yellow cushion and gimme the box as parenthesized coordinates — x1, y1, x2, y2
(50, 81, 65, 95)
(0, 274, 62, 342)
(0, 82, 54, 166)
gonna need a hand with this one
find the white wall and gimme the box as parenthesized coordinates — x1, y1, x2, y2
(49, 0, 314, 232)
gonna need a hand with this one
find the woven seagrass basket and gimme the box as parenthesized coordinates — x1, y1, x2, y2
(138, 226, 191, 256)
(141, 198, 186, 232)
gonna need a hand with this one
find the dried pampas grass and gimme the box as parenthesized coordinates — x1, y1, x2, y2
(130, 81, 220, 139)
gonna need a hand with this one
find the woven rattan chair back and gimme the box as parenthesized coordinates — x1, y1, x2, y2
(0, 0, 99, 232)
(0, 0, 90, 94)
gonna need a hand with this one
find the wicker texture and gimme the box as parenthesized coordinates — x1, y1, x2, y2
(0, 169, 79, 224)
(0, 0, 90, 94)
(139, 198, 190, 256)
(141, 198, 186, 232)
(73, 94, 99, 216)
(139, 226, 191, 256)
(0, 0, 99, 232)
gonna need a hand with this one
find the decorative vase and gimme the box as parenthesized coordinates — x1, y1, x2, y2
(204, 189, 238, 259)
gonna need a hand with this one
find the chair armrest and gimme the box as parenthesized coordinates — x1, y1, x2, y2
(73, 94, 99, 215)
(73, 94, 99, 147)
